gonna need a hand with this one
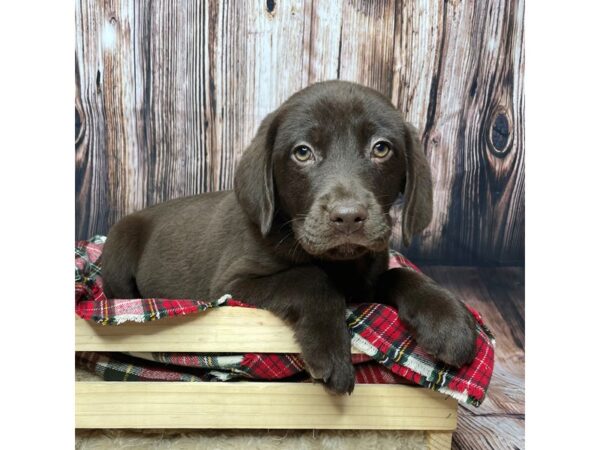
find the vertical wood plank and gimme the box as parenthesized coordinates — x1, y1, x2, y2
(305, 0, 343, 83)
(76, 0, 110, 239)
(337, 0, 397, 96)
(215, 0, 312, 190)
(392, 0, 525, 264)
(140, 1, 215, 203)
(391, 0, 443, 122)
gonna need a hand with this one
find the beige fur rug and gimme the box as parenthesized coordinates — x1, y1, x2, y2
(75, 368, 426, 449)
(76, 428, 425, 449)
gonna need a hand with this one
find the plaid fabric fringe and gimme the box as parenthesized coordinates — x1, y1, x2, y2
(75, 236, 495, 406)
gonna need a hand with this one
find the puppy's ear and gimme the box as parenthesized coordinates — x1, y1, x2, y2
(401, 122, 433, 247)
(234, 111, 278, 236)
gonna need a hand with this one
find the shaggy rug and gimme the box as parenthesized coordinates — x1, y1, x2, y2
(75, 428, 426, 449)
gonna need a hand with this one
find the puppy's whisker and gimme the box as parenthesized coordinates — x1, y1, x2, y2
(278, 215, 307, 230)
(274, 231, 295, 249)
(292, 240, 304, 259)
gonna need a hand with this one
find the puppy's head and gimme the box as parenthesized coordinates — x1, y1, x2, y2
(235, 81, 432, 260)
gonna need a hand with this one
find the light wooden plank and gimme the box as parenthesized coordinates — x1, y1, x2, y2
(76, 307, 367, 353)
(75, 381, 458, 430)
(426, 431, 453, 450)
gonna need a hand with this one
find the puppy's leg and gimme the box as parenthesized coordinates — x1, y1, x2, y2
(101, 215, 146, 299)
(227, 266, 354, 395)
(376, 268, 477, 367)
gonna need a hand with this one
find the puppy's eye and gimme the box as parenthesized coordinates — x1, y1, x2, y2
(292, 145, 314, 163)
(371, 141, 392, 159)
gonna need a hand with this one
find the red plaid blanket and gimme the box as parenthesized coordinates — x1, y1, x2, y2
(75, 236, 495, 406)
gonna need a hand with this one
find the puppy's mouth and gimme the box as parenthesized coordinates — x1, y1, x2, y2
(324, 243, 369, 260)
(295, 230, 390, 261)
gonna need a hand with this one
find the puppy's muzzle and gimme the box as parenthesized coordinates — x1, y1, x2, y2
(329, 203, 368, 234)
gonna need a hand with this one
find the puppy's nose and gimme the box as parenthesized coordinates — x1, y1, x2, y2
(329, 204, 368, 234)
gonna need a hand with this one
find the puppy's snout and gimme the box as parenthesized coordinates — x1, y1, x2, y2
(329, 203, 368, 234)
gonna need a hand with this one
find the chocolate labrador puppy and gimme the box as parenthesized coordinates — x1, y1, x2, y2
(101, 80, 477, 394)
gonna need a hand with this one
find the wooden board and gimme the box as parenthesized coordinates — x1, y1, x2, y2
(77, 306, 355, 354)
(75, 0, 524, 265)
(75, 381, 458, 430)
(426, 431, 454, 450)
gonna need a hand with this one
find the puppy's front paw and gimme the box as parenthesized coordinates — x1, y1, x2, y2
(304, 352, 355, 395)
(410, 288, 478, 368)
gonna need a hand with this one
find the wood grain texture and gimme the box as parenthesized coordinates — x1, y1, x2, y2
(426, 431, 453, 450)
(338, 0, 397, 95)
(421, 266, 524, 450)
(76, 307, 358, 354)
(76, 0, 524, 265)
(75, 381, 458, 430)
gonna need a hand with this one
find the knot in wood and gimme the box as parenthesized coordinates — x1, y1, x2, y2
(487, 107, 513, 157)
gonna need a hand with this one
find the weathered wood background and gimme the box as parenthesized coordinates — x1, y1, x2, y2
(75, 0, 524, 265)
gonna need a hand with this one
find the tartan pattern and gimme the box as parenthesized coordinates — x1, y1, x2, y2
(345, 303, 495, 404)
(76, 352, 411, 385)
(77, 352, 207, 382)
(75, 236, 495, 406)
